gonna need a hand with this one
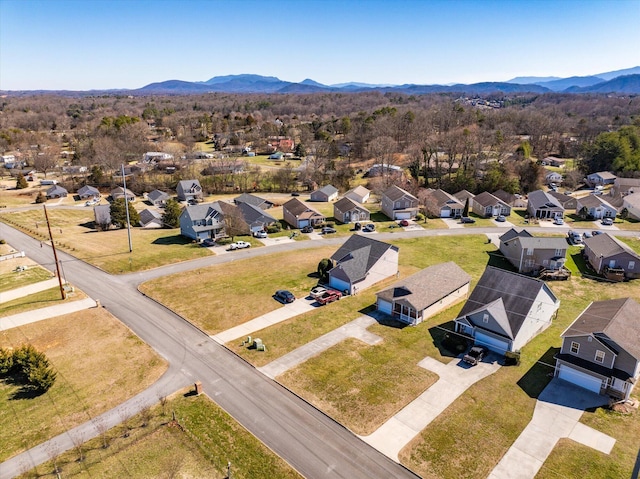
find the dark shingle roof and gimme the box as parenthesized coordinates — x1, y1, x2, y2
(234, 193, 273, 209)
(236, 201, 276, 225)
(139, 208, 162, 226)
(583, 233, 640, 260)
(330, 235, 398, 283)
(527, 190, 563, 211)
(283, 198, 320, 216)
(473, 191, 505, 208)
(46, 185, 68, 197)
(148, 189, 170, 202)
(77, 185, 100, 197)
(334, 196, 366, 213)
(383, 185, 416, 202)
(499, 228, 532, 242)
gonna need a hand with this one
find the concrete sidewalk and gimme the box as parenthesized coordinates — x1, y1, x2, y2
(0, 297, 97, 331)
(258, 315, 382, 379)
(212, 297, 317, 344)
(362, 355, 500, 461)
(487, 379, 615, 479)
(0, 278, 61, 304)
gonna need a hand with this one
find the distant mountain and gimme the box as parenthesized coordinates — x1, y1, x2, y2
(536, 76, 605, 92)
(594, 66, 640, 81)
(300, 78, 326, 87)
(201, 74, 283, 85)
(507, 75, 561, 84)
(564, 74, 640, 94)
(331, 81, 395, 88)
(139, 80, 213, 93)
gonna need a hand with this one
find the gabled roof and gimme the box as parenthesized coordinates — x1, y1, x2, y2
(499, 228, 533, 242)
(334, 196, 367, 213)
(344, 185, 370, 201)
(139, 208, 162, 226)
(376, 262, 470, 311)
(148, 189, 170, 202)
(623, 192, 640, 209)
(577, 194, 617, 209)
(182, 202, 223, 222)
(383, 185, 417, 202)
(548, 191, 575, 206)
(512, 235, 568, 252)
(77, 185, 100, 197)
(110, 186, 135, 198)
(454, 189, 475, 202)
(234, 193, 273, 208)
(93, 204, 111, 224)
(456, 266, 558, 339)
(425, 189, 463, 208)
(46, 185, 68, 196)
(236, 201, 276, 225)
(283, 198, 321, 217)
(330, 235, 398, 283)
(527, 190, 564, 211)
(614, 177, 640, 187)
(313, 184, 338, 196)
(492, 189, 515, 205)
(583, 233, 640, 260)
(562, 298, 640, 360)
(473, 191, 507, 208)
(589, 171, 617, 180)
(177, 179, 202, 192)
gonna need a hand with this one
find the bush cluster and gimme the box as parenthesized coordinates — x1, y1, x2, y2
(0, 344, 57, 395)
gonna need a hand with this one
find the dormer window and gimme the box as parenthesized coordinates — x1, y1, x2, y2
(482, 313, 489, 323)
(570, 341, 580, 354)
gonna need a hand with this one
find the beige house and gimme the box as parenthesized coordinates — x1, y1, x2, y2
(499, 228, 567, 274)
(381, 185, 419, 220)
(282, 198, 325, 229)
(333, 197, 370, 224)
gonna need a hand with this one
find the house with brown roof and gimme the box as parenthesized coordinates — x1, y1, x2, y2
(422, 188, 464, 218)
(381, 185, 418, 220)
(454, 189, 475, 209)
(582, 233, 640, 279)
(472, 191, 511, 218)
(344, 185, 371, 204)
(548, 191, 577, 210)
(575, 194, 618, 220)
(454, 266, 560, 354)
(282, 198, 325, 229)
(492, 189, 526, 208)
(499, 228, 568, 274)
(333, 197, 370, 224)
(554, 298, 640, 400)
(375, 262, 471, 326)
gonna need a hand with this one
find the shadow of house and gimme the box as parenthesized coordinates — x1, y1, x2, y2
(517, 347, 559, 399)
(429, 321, 471, 359)
(152, 235, 192, 246)
(486, 250, 518, 271)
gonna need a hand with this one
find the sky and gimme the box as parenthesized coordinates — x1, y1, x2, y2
(1, 0, 639, 91)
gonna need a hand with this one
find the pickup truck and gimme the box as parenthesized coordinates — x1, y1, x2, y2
(228, 241, 251, 250)
(316, 289, 342, 305)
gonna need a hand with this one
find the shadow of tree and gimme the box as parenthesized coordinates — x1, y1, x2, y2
(486, 250, 518, 271)
(516, 346, 559, 399)
(152, 235, 192, 246)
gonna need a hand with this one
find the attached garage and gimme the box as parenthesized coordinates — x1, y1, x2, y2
(395, 212, 411, 220)
(440, 209, 451, 218)
(557, 365, 603, 394)
(474, 331, 510, 354)
(329, 277, 351, 295)
(377, 298, 392, 315)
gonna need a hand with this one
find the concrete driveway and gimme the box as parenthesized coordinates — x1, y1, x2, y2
(441, 217, 465, 229)
(491, 218, 515, 228)
(488, 379, 615, 479)
(258, 235, 295, 246)
(362, 354, 500, 461)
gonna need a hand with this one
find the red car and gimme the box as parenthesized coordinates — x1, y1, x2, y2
(316, 289, 342, 305)
(399, 219, 410, 227)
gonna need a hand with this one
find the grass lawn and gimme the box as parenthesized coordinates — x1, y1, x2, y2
(0, 308, 167, 462)
(0, 209, 212, 274)
(22, 391, 301, 479)
(0, 264, 53, 293)
(0, 287, 87, 318)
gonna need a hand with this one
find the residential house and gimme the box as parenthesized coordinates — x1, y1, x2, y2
(526, 189, 564, 219)
(421, 189, 463, 218)
(62, 165, 88, 175)
(333, 197, 370, 224)
(586, 171, 617, 187)
(575, 195, 618, 220)
(582, 233, 640, 279)
(268, 152, 284, 160)
(234, 193, 274, 210)
(499, 228, 567, 274)
(310, 185, 339, 202)
(454, 190, 475, 210)
(472, 191, 511, 218)
(110, 187, 135, 202)
(267, 136, 295, 152)
(365, 163, 404, 178)
(492, 189, 526, 208)
(544, 169, 563, 184)
(139, 209, 163, 228)
(45, 185, 68, 199)
(344, 185, 371, 204)
(143, 152, 173, 163)
(548, 191, 577, 211)
(454, 266, 560, 353)
(328, 235, 399, 295)
(622, 192, 640, 220)
(147, 189, 170, 207)
(375, 262, 471, 326)
(235, 201, 278, 233)
(554, 298, 640, 400)
(77, 185, 100, 200)
(93, 204, 112, 230)
(542, 157, 568, 168)
(611, 177, 640, 198)
(176, 180, 203, 203)
(282, 198, 325, 229)
(179, 203, 226, 241)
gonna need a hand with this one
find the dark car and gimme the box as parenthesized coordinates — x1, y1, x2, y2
(460, 216, 476, 224)
(300, 225, 314, 233)
(274, 290, 295, 304)
(362, 223, 376, 232)
(200, 238, 215, 247)
(463, 346, 488, 366)
(291, 192, 300, 196)
(321, 226, 337, 234)
(592, 230, 603, 236)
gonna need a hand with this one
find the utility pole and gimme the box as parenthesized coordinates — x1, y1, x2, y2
(121, 164, 133, 253)
(43, 204, 66, 300)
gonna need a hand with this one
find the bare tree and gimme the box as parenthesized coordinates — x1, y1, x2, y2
(94, 417, 111, 448)
(71, 431, 86, 462)
(32, 145, 60, 178)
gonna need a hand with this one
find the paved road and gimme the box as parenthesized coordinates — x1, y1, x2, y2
(0, 225, 419, 479)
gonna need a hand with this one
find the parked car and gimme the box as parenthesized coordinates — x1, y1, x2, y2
(200, 238, 215, 247)
(362, 223, 376, 232)
(567, 230, 583, 245)
(300, 225, 314, 233)
(582, 231, 593, 239)
(592, 230, 603, 236)
(310, 285, 328, 300)
(398, 219, 410, 227)
(274, 290, 295, 304)
(187, 198, 198, 205)
(495, 215, 506, 222)
(460, 217, 475, 224)
(253, 231, 268, 238)
(316, 289, 342, 305)
(321, 226, 337, 234)
(228, 240, 251, 250)
(553, 217, 565, 225)
(601, 217, 614, 226)
(291, 192, 300, 197)
(462, 346, 488, 366)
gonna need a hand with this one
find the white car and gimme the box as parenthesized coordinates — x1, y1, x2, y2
(228, 241, 251, 250)
(253, 231, 268, 238)
(553, 217, 564, 225)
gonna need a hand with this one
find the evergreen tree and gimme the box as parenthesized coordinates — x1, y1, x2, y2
(162, 198, 182, 228)
(16, 174, 28, 189)
(110, 198, 139, 228)
(463, 198, 470, 217)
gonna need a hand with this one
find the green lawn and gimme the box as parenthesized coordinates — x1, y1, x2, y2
(0, 266, 53, 293)
(0, 287, 86, 318)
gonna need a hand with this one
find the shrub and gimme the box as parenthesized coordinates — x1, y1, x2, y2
(0, 238, 6, 244)
(415, 213, 425, 222)
(1, 345, 57, 394)
(35, 192, 47, 204)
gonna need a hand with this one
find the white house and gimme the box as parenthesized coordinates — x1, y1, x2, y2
(575, 195, 618, 220)
(310, 185, 339, 202)
(622, 192, 640, 220)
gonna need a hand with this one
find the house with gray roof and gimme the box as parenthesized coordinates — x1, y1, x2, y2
(77, 185, 100, 200)
(611, 177, 640, 198)
(622, 192, 640, 220)
(93, 204, 112, 231)
(422, 188, 463, 218)
(344, 185, 370, 204)
(376, 262, 471, 326)
(586, 171, 617, 187)
(234, 193, 274, 210)
(282, 198, 325, 229)
(554, 298, 640, 400)
(45, 185, 68, 199)
(499, 228, 568, 274)
(147, 189, 170, 207)
(110, 187, 135, 202)
(526, 189, 564, 219)
(333, 197, 370, 224)
(139, 209, 163, 228)
(328, 235, 399, 295)
(310, 184, 339, 202)
(179, 203, 225, 241)
(583, 233, 640, 279)
(548, 191, 577, 210)
(454, 266, 560, 354)
(236, 201, 277, 233)
(381, 185, 418, 220)
(176, 179, 203, 202)
(575, 194, 618, 220)
(472, 191, 511, 218)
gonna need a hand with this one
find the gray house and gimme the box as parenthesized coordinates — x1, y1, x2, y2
(77, 185, 100, 200)
(454, 266, 560, 354)
(375, 262, 471, 326)
(583, 233, 640, 279)
(548, 191, 577, 211)
(422, 189, 464, 218)
(234, 193, 274, 210)
(575, 195, 617, 220)
(176, 180, 203, 203)
(499, 228, 568, 274)
(328, 235, 399, 295)
(45, 185, 68, 199)
(110, 187, 135, 202)
(586, 171, 616, 187)
(310, 185, 339, 202)
(333, 197, 370, 224)
(179, 203, 225, 241)
(236, 201, 278, 233)
(526, 190, 564, 219)
(555, 298, 640, 400)
(139, 209, 163, 228)
(282, 198, 325, 229)
(381, 185, 419, 220)
(472, 191, 511, 218)
(147, 189, 170, 207)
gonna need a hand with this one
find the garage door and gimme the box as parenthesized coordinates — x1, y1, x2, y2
(395, 212, 411, 220)
(474, 332, 510, 354)
(440, 209, 451, 218)
(329, 277, 351, 295)
(558, 365, 603, 394)
(377, 299, 392, 314)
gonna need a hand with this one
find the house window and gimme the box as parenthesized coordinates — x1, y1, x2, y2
(570, 341, 580, 354)
(629, 261, 636, 270)
(482, 313, 489, 323)
(526, 248, 534, 256)
(555, 248, 563, 257)
(595, 350, 605, 363)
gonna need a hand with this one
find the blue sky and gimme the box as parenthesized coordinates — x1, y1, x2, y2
(1, 0, 639, 90)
